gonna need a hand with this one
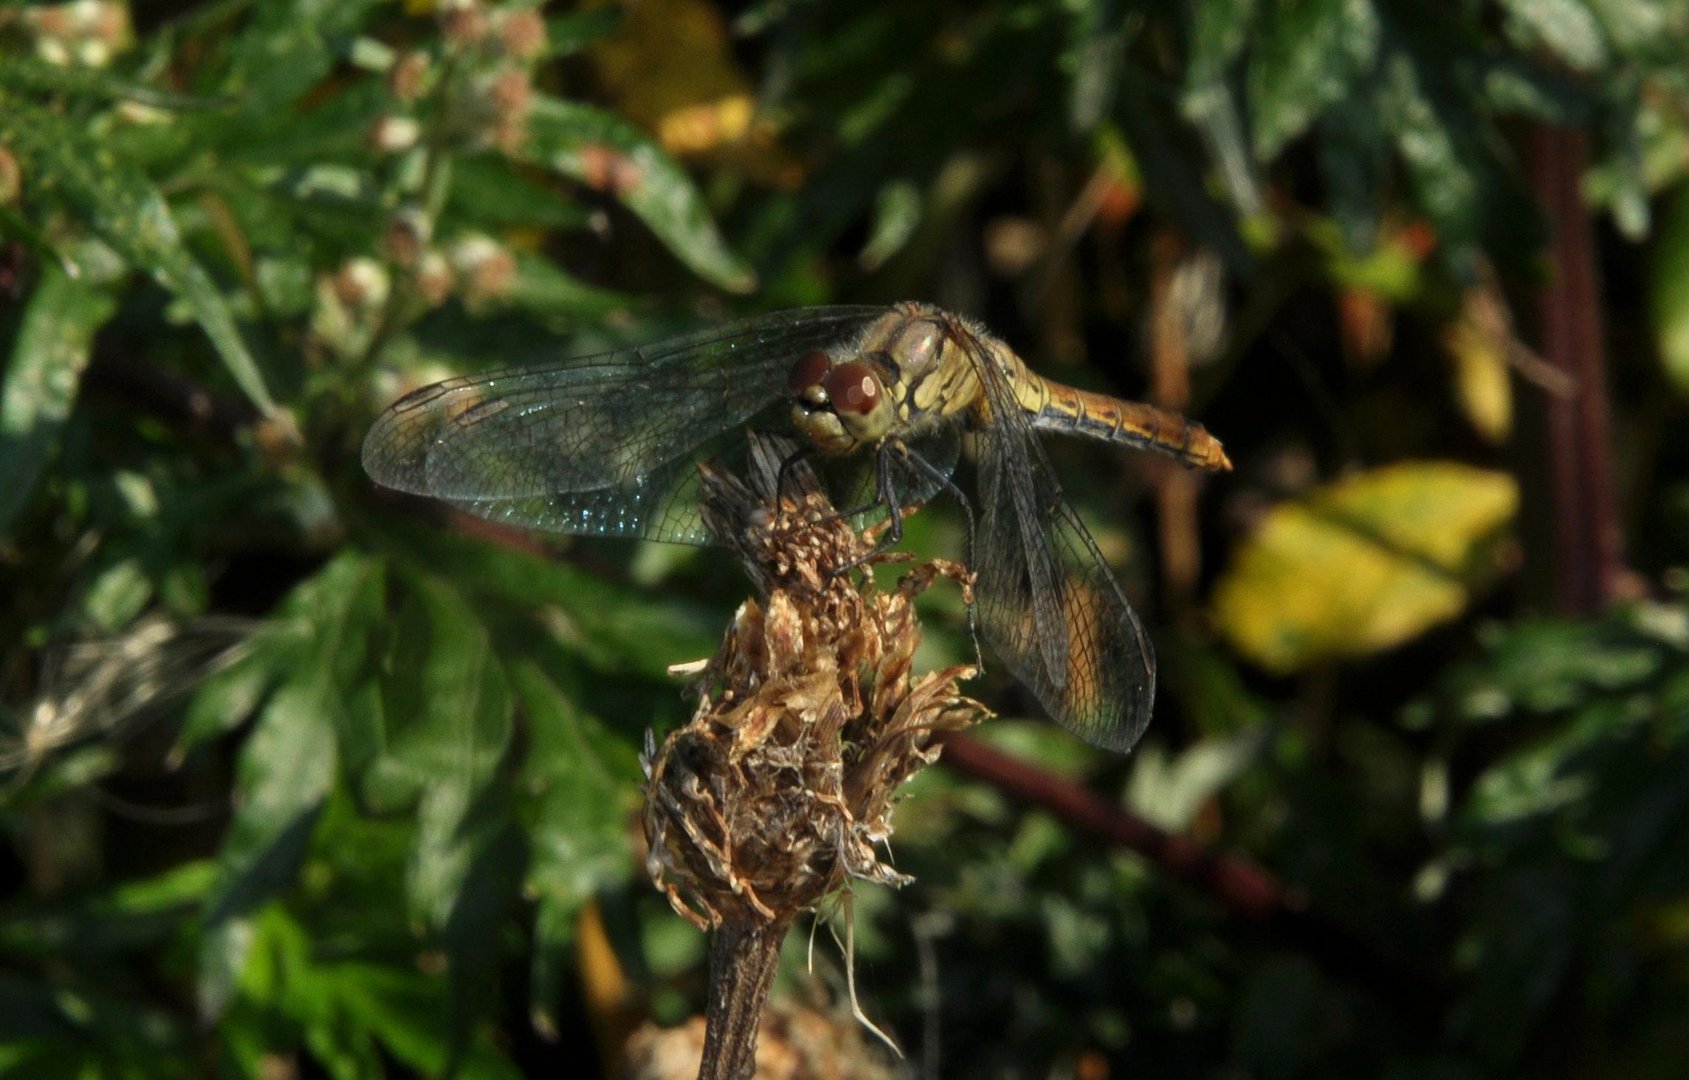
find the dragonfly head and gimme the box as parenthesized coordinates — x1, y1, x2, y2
(787, 350, 894, 454)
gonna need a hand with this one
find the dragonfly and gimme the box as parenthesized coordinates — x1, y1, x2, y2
(362, 302, 1230, 753)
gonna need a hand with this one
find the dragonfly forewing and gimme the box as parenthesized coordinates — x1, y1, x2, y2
(362, 308, 883, 543)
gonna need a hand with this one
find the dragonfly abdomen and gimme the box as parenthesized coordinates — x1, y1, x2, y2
(1023, 379, 1232, 472)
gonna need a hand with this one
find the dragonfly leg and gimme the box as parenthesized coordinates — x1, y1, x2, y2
(896, 447, 984, 672)
(773, 444, 816, 527)
(823, 443, 911, 579)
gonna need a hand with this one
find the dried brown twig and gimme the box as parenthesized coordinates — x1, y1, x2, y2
(641, 433, 988, 1080)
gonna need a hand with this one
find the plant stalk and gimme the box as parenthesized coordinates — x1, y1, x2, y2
(697, 915, 792, 1080)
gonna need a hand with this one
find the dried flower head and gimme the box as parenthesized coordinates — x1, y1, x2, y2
(493, 5, 547, 60)
(643, 434, 988, 933)
(439, 0, 487, 47)
(388, 49, 431, 104)
(484, 67, 533, 154)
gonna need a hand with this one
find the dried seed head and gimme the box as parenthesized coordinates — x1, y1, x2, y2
(493, 6, 547, 60)
(643, 434, 988, 931)
(388, 50, 431, 103)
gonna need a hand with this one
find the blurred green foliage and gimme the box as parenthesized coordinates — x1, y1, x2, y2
(1, 0, 1688, 1076)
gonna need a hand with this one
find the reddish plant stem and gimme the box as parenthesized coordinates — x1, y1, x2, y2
(939, 733, 1291, 918)
(697, 915, 791, 1080)
(1528, 126, 1626, 615)
(938, 733, 1441, 1027)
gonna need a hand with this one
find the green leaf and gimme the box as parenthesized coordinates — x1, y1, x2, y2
(1212, 462, 1519, 673)
(508, 251, 637, 321)
(214, 0, 383, 117)
(513, 662, 638, 1037)
(1495, 0, 1609, 72)
(362, 573, 513, 814)
(0, 55, 228, 111)
(198, 555, 385, 1018)
(1441, 618, 1668, 722)
(1652, 186, 1689, 398)
(0, 98, 279, 415)
(197, 678, 335, 1019)
(1185, 0, 1258, 87)
(545, 7, 626, 57)
(324, 963, 450, 1075)
(1371, 13, 1541, 274)
(1247, 0, 1380, 158)
(446, 155, 595, 233)
(525, 98, 757, 293)
(0, 266, 118, 537)
(1062, 0, 1128, 131)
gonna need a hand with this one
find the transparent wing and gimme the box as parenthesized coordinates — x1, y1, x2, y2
(815, 427, 962, 534)
(363, 307, 885, 544)
(963, 332, 1155, 753)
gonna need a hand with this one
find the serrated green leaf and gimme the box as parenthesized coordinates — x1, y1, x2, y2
(1, 98, 279, 415)
(1495, 0, 1608, 72)
(514, 661, 636, 1038)
(516, 664, 634, 902)
(0, 266, 118, 537)
(198, 555, 384, 1018)
(326, 963, 449, 1075)
(0, 55, 229, 111)
(1186, 0, 1258, 86)
(1247, 0, 1380, 158)
(215, 0, 383, 117)
(525, 98, 757, 293)
(363, 572, 513, 815)
(1213, 462, 1519, 673)
(1583, 0, 1669, 52)
(205, 680, 336, 929)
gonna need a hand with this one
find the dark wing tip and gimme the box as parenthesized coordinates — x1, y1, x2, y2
(361, 395, 438, 494)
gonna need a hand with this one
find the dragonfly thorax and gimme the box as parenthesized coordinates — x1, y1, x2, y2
(787, 350, 895, 455)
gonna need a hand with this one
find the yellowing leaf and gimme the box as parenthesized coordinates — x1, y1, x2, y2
(1213, 463, 1518, 673)
(1444, 284, 1514, 443)
(584, 0, 800, 184)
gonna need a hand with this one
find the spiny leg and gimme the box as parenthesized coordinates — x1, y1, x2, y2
(898, 446, 984, 672)
(773, 444, 816, 527)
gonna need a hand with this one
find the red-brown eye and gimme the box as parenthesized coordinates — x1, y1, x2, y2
(787, 349, 832, 395)
(823, 361, 881, 415)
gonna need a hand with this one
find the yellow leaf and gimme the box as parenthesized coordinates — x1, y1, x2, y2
(585, 0, 801, 184)
(1212, 463, 1517, 673)
(1443, 284, 1514, 443)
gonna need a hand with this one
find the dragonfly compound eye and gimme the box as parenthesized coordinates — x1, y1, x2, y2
(822, 361, 882, 415)
(787, 349, 833, 398)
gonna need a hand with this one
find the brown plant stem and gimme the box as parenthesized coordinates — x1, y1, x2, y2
(937, 732, 1442, 1030)
(697, 916, 793, 1080)
(1528, 125, 1626, 614)
(938, 733, 1289, 918)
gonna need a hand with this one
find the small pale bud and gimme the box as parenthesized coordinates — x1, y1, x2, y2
(333, 257, 390, 310)
(369, 114, 422, 154)
(388, 50, 430, 104)
(382, 207, 431, 267)
(415, 251, 455, 307)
